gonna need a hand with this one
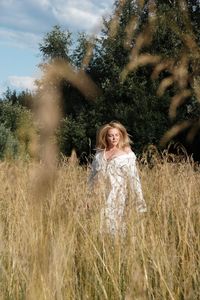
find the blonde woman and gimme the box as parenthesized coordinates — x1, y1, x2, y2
(88, 121, 147, 234)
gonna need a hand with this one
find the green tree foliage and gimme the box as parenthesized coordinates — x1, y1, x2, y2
(0, 93, 35, 160)
(31, 1, 200, 160)
(39, 25, 72, 62)
(0, 124, 19, 160)
(149, 0, 200, 151)
(71, 32, 93, 69)
(39, 26, 92, 117)
(87, 0, 172, 152)
(0, 2, 199, 160)
(3, 88, 34, 109)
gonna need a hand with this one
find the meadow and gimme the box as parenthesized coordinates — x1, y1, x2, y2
(0, 1, 199, 299)
(0, 156, 199, 300)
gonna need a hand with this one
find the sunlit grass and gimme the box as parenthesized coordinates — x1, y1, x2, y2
(0, 159, 199, 299)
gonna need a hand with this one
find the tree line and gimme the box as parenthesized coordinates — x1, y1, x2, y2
(1, 0, 200, 161)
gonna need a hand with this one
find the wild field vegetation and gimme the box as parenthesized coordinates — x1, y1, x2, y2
(1, 0, 200, 160)
(0, 157, 199, 299)
(0, 1, 200, 299)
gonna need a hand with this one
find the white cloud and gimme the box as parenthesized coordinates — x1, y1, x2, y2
(0, 0, 114, 94)
(0, 28, 41, 50)
(28, 0, 50, 8)
(50, 0, 113, 31)
(0, 0, 114, 35)
(8, 76, 37, 91)
(0, 0, 15, 7)
(52, 6, 101, 30)
(0, 0, 114, 53)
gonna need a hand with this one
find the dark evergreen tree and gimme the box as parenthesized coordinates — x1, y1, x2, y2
(0, 97, 34, 159)
(3, 88, 34, 109)
(38, 1, 200, 159)
(39, 25, 72, 61)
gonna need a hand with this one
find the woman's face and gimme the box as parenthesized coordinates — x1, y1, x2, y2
(106, 128, 121, 148)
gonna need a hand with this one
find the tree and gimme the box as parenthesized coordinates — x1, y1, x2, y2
(3, 88, 34, 109)
(39, 25, 72, 62)
(38, 25, 94, 117)
(87, 0, 172, 152)
(0, 99, 35, 159)
(37, 0, 200, 159)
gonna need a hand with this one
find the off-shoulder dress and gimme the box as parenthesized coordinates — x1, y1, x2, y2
(88, 150, 147, 233)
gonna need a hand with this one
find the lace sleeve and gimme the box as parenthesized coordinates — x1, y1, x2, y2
(88, 154, 99, 190)
(128, 154, 147, 213)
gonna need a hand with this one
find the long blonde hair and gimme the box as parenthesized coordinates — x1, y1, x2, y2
(96, 121, 132, 150)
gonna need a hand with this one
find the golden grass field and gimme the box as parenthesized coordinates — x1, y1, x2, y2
(0, 157, 199, 300)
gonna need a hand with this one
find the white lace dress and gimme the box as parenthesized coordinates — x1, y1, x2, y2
(88, 150, 147, 233)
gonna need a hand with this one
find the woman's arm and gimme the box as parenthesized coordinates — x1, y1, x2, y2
(128, 154, 147, 213)
(88, 154, 99, 190)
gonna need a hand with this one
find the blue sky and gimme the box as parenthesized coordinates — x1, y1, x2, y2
(0, 0, 114, 97)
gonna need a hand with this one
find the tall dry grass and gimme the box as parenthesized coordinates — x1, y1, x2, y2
(0, 158, 199, 299)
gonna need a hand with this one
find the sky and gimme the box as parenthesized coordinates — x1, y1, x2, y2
(0, 0, 114, 97)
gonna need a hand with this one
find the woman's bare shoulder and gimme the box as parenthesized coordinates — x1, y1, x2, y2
(124, 146, 132, 153)
(94, 149, 104, 158)
(95, 148, 104, 154)
(124, 146, 136, 160)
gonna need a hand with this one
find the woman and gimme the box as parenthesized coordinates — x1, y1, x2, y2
(88, 121, 147, 234)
